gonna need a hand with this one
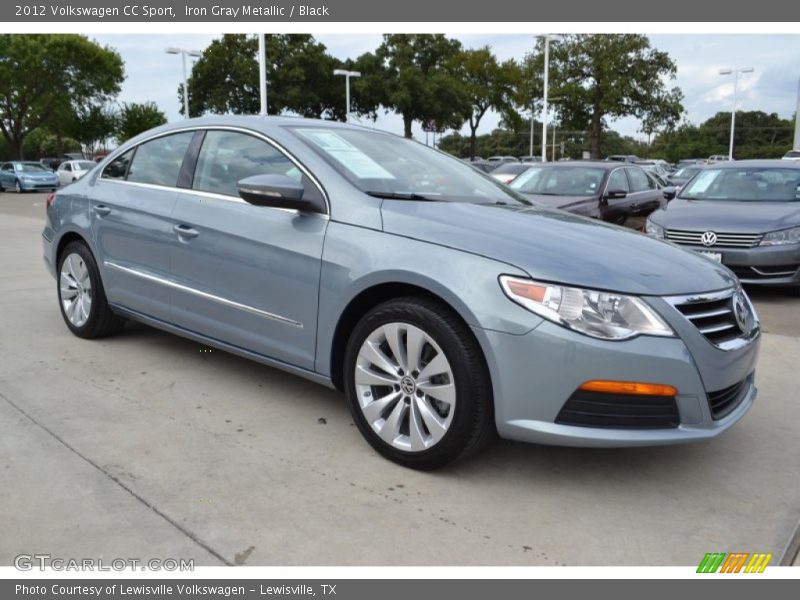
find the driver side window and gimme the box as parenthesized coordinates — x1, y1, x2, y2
(192, 130, 322, 208)
(606, 169, 629, 193)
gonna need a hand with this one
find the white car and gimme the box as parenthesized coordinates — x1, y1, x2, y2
(55, 160, 96, 186)
(782, 149, 800, 161)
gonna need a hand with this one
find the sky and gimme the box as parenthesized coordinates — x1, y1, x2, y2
(91, 33, 800, 143)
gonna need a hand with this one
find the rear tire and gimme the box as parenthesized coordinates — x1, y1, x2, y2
(57, 241, 125, 339)
(344, 297, 494, 470)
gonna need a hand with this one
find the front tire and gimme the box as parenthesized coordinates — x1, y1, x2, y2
(57, 241, 124, 338)
(344, 297, 494, 470)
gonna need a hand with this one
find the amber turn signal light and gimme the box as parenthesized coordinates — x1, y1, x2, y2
(579, 380, 678, 397)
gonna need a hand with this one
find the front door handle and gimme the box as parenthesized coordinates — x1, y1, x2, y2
(173, 224, 199, 239)
(93, 205, 111, 216)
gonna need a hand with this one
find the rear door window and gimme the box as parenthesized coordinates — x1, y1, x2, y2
(626, 168, 654, 192)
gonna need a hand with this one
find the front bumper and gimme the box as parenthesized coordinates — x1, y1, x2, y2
(20, 179, 59, 191)
(677, 243, 800, 287)
(474, 312, 759, 447)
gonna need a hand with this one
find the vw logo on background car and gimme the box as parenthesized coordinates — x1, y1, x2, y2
(733, 292, 748, 333)
(701, 231, 718, 247)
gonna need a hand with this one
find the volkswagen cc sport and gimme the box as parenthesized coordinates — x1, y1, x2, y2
(43, 117, 761, 469)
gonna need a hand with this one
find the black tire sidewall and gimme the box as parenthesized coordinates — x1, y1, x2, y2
(57, 242, 106, 338)
(344, 298, 491, 469)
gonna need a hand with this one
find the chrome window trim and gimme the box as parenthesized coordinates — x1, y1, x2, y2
(94, 178, 328, 219)
(103, 261, 303, 329)
(98, 124, 330, 215)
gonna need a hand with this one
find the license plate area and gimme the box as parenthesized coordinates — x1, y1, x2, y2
(698, 250, 722, 263)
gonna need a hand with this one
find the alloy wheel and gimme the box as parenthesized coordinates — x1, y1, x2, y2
(59, 253, 93, 328)
(354, 322, 456, 452)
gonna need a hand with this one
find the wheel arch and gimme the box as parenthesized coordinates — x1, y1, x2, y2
(328, 280, 491, 395)
(55, 230, 92, 266)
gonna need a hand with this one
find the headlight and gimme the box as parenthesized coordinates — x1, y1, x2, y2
(759, 226, 800, 246)
(645, 219, 665, 239)
(499, 276, 674, 341)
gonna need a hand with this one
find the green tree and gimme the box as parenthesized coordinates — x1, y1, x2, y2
(185, 34, 374, 121)
(116, 102, 167, 142)
(526, 34, 683, 158)
(0, 34, 124, 159)
(68, 104, 118, 157)
(23, 128, 81, 159)
(369, 34, 469, 138)
(455, 47, 521, 159)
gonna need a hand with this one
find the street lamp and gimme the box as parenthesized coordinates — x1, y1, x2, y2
(166, 47, 202, 119)
(537, 34, 562, 162)
(333, 69, 361, 123)
(549, 97, 563, 161)
(718, 66, 754, 160)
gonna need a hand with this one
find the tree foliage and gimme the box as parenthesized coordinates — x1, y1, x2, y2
(369, 34, 471, 138)
(455, 47, 521, 158)
(651, 111, 794, 161)
(117, 102, 167, 142)
(185, 34, 376, 121)
(525, 34, 684, 158)
(0, 34, 124, 159)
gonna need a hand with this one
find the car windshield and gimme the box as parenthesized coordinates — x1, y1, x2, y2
(509, 166, 605, 196)
(76, 161, 96, 170)
(19, 162, 48, 173)
(673, 167, 701, 178)
(291, 127, 530, 205)
(679, 167, 800, 202)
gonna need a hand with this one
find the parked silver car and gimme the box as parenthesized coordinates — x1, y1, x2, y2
(43, 116, 760, 469)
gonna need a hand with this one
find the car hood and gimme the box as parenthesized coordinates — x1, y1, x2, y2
(518, 193, 596, 209)
(650, 199, 800, 233)
(380, 200, 736, 296)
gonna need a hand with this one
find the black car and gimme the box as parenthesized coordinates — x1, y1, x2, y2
(646, 160, 800, 292)
(508, 161, 673, 226)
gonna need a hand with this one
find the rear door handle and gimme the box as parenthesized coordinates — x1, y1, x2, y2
(93, 205, 111, 216)
(173, 224, 199, 239)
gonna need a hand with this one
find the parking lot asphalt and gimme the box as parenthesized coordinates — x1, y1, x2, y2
(1, 191, 799, 567)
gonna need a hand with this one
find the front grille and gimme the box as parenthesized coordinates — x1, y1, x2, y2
(555, 391, 679, 429)
(671, 292, 741, 346)
(666, 229, 762, 248)
(707, 375, 751, 420)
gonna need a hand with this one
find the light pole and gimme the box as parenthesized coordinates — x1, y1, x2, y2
(333, 69, 361, 123)
(166, 47, 202, 119)
(538, 34, 562, 162)
(258, 34, 268, 116)
(719, 66, 754, 160)
(549, 97, 563, 161)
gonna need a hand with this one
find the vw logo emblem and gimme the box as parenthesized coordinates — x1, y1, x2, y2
(732, 292, 748, 333)
(700, 231, 718, 247)
(400, 376, 416, 396)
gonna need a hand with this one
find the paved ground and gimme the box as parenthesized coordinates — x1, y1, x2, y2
(1, 191, 798, 567)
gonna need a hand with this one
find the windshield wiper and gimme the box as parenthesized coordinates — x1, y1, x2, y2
(365, 191, 440, 201)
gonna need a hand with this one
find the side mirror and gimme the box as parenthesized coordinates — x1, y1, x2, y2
(662, 186, 677, 201)
(237, 174, 312, 211)
(605, 189, 627, 200)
